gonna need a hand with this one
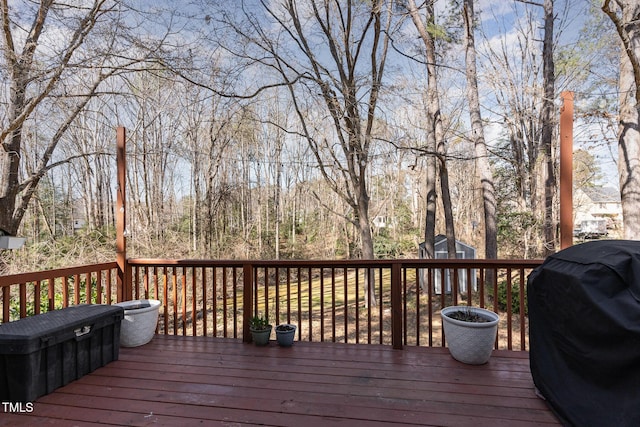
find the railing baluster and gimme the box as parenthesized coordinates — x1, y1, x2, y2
(355, 267, 360, 344)
(320, 268, 324, 342)
(191, 267, 197, 337)
(453, 268, 459, 306)
(331, 268, 336, 343)
(378, 267, 383, 345)
(367, 269, 372, 344)
(479, 268, 485, 309)
(73, 274, 79, 305)
(343, 268, 348, 344)
(252, 267, 258, 318)
(391, 262, 402, 350)
(96, 272, 102, 305)
(286, 268, 292, 326)
(63, 276, 70, 308)
(172, 267, 178, 335)
(297, 267, 302, 341)
(263, 267, 269, 326)
(2, 287, 9, 322)
(106, 269, 112, 305)
(2, 287, 10, 322)
(275, 267, 280, 326)
(506, 268, 513, 350)
(404, 268, 410, 346)
(242, 263, 253, 343)
(427, 266, 433, 346)
(306, 267, 312, 341)
(85, 272, 91, 304)
(162, 267, 168, 335)
(34, 281, 41, 315)
(519, 267, 527, 351)
(212, 267, 218, 337)
(224, 267, 229, 338)
(47, 278, 55, 311)
(19, 283, 26, 318)
(143, 266, 149, 300)
(202, 267, 207, 337)
(233, 267, 238, 339)
(180, 267, 186, 336)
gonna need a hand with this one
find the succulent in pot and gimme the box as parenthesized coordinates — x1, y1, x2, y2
(249, 314, 272, 346)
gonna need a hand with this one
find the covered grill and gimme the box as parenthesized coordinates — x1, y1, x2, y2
(527, 240, 640, 426)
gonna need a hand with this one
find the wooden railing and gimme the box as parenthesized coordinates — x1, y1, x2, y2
(0, 258, 543, 351)
(0, 262, 120, 322)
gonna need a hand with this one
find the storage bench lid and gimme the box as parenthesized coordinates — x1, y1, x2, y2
(0, 304, 124, 354)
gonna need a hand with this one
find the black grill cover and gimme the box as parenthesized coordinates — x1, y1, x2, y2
(528, 240, 640, 426)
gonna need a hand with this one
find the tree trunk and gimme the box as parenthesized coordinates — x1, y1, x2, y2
(603, 0, 640, 240)
(463, 0, 497, 260)
(439, 157, 456, 259)
(406, 0, 440, 259)
(541, 0, 556, 255)
(618, 49, 640, 239)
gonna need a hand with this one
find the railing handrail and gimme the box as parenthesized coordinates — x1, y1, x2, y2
(127, 258, 543, 268)
(0, 262, 118, 288)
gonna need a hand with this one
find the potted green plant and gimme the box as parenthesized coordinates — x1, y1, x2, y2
(440, 306, 499, 365)
(275, 323, 296, 347)
(249, 314, 272, 346)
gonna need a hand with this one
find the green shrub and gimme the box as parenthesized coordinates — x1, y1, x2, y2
(487, 280, 528, 315)
(8, 276, 99, 321)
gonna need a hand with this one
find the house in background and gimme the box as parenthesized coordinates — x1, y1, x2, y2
(573, 186, 622, 239)
(419, 235, 477, 294)
(372, 215, 392, 230)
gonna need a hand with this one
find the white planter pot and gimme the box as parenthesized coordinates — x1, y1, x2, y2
(441, 306, 499, 365)
(115, 299, 161, 347)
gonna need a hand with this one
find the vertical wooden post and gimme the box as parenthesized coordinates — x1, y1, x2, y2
(560, 91, 574, 250)
(391, 262, 403, 350)
(116, 127, 131, 302)
(243, 263, 254, 343)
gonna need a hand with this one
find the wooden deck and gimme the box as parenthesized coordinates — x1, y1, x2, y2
(2, 335, 560, 426)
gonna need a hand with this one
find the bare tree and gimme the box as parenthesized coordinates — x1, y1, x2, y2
(0, 0, 173, 239)
(463, 0, 497, 260)
(602, 0, 640, 239)
(540, 0, 556, 255)
(213, 0, 397, 302)
(0, 0, 115, 235)
(480, 2, 560, 257)
(405, 0, 456, 259)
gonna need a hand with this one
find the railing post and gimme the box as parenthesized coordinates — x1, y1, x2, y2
(116, 126, 131, 302)
(560, 91, 574, 250)
(391, 262, 403, 350)
(242, 263, 254, 343)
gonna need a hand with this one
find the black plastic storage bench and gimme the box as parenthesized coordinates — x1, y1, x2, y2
(0, 304, 124, 402)
(527, 240, 640, 427)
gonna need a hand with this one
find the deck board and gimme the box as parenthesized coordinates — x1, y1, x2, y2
(1, 335, 560, 426)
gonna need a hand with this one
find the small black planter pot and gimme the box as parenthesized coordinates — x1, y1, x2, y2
(275, 324, 296, 347)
